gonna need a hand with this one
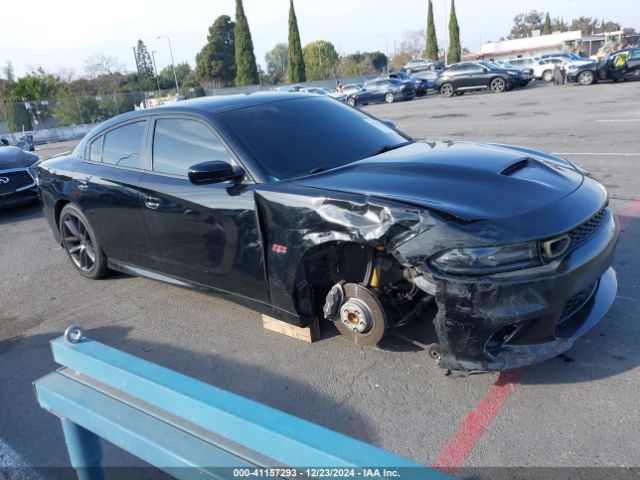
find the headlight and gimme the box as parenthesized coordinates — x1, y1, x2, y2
(429, 242, 541, 275)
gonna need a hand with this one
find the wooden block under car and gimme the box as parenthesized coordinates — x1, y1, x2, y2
(262, 315, 320, 343)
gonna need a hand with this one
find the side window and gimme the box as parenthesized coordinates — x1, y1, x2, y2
(102, 121, 146, 169)
(89, 135, 104, 162)
(468, 64, 485, 74)
(152, 118, 232, 177)
(449, 65, 468, 75)
(630, 49, 640, 60)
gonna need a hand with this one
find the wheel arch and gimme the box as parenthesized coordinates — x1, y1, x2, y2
(291, 240, 376, 323)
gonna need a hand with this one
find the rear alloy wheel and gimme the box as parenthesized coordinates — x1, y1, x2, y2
(490, 77, 506, 93)
(347, 97, 356, 107)
(542, 70, 553, 82)
(440, 83, 454, 97)
(60, 204, 109, 279)
(384, 92, 395, 103)
(578, 70, 594, 85)
(631, 68, 640, 78)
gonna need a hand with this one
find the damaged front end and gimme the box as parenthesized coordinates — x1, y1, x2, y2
(395, 203, 620, 372)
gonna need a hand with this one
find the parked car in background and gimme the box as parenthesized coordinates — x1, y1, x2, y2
(506, 57, 538, 69)
(382, 72, 430, 96)
(540, 52, 591, 62)
(36, 93, 620, 372)
(434, 62, 521, 97)
(346, 79, 415, 106)
(566, 48, 640, 85)
(341, 83, 363, 95)
(401, 59, 441, 74)
(0, 146, 41, 208)
(300, 87, 347, 102)
(494, 61, 534, 85)
(532, 56, 595, 82)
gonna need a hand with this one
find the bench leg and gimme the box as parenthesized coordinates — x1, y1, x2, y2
(60, 419, 104, 480)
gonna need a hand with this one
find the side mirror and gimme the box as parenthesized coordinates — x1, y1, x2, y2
(381, 119, 396, 129)
(188, 161, 244, 185)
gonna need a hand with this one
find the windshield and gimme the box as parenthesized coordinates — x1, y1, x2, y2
(218, 97, 410, 181)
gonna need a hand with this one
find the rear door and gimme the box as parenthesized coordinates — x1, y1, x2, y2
(626, 49, 640, 74)
(77, 118, 156, 268)
(139, 114, 268, 301)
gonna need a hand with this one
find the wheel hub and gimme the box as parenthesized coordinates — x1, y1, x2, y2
(339, 299, 372, 333)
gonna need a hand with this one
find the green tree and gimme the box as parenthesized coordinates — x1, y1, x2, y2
(159, 62, 192, 90)
(135, 40, 155, 91)
(265, 43, 289, 84)
(287, 0, 306, 83)
(302, 41, 339, 81)
(425, 0, 439, 60)
(509, 11, 544, 38)
(234, 0, 259, 86)
(570, 16, 598, 35)
(195, 15, 236, 87)
(542, 12, 552, 35)
(447, 0, 461, 64)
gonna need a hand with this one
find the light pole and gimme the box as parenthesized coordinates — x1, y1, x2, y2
(443, 0, 448, 66)
(157, 35, 180, 95)
(378, 34, 389, 73)
(151, 51, 162, 92)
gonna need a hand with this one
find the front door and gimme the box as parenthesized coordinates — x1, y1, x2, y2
(139, 115, 268, 302)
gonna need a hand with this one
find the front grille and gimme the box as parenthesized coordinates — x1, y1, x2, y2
(568, 208, 606, 251)
(559, 282, 597, 322)
(0, 169, 35, 195)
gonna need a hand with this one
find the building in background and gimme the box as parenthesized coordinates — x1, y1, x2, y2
(465, 29, 640, 62)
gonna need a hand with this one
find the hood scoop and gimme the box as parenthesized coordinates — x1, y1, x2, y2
(500, 157, 532, 176)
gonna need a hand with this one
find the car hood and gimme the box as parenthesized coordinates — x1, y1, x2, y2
(0, 146, 40, 169)
(296, 141, 585, 221)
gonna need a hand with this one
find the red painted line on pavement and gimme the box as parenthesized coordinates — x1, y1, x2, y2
(433, 197, 640, 474)
(433, 368, 525, 474)
(619, 196, 640, 231)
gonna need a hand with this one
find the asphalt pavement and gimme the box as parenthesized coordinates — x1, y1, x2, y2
(1, 80, 639, 479)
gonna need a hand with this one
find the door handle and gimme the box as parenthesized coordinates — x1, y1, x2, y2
(144, 195, 160, 210)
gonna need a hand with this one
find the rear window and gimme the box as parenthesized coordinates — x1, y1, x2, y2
(102, 121, 146, 169)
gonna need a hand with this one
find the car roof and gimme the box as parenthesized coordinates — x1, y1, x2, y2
(95, 93, 304, 130)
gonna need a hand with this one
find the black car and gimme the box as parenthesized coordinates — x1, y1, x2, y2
(434, 62, 522, 97)
(384, 72, 430, 97)
(346, 79, 415, 107)
(566, 47, 640, 85)
(0, 146, 41, 208)
(38, 94, 619, 372)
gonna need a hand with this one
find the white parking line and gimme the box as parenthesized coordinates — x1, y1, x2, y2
(552, 152, 640, 156)
(0, 438, 42, 480)
(596, 119, 640, 122)
(616, 295, 640, 303)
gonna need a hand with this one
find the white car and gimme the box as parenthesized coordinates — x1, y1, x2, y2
(532, 57, 595, 81)
(300, 87, 347, 102)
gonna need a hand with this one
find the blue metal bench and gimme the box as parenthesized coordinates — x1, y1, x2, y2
(34, 325, 453, 480)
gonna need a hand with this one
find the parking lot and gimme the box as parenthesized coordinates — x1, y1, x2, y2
(1, 81, 639, 478)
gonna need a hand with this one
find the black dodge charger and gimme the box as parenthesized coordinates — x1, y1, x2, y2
(37, 93, 619, 372)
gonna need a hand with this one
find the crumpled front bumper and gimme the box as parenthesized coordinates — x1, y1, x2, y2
(422, 209, 619, 372)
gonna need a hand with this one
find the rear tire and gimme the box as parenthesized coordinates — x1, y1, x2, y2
(347, 97, 356, 107)
(384, 92, 395, 103)
(542, 70, 553, 82)
(440, 83, 454, 97)
(59, 204, 109, 279)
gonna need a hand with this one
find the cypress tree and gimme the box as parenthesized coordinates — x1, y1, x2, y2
(425, 0, 439, 60)
(288, 0, 306, 83)
(542, 13, 552, 35)
(234, 0, 259, 86)
(447, 0, 461, 64)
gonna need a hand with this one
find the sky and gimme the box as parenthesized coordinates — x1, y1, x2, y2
(1, 0, 638, 78)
